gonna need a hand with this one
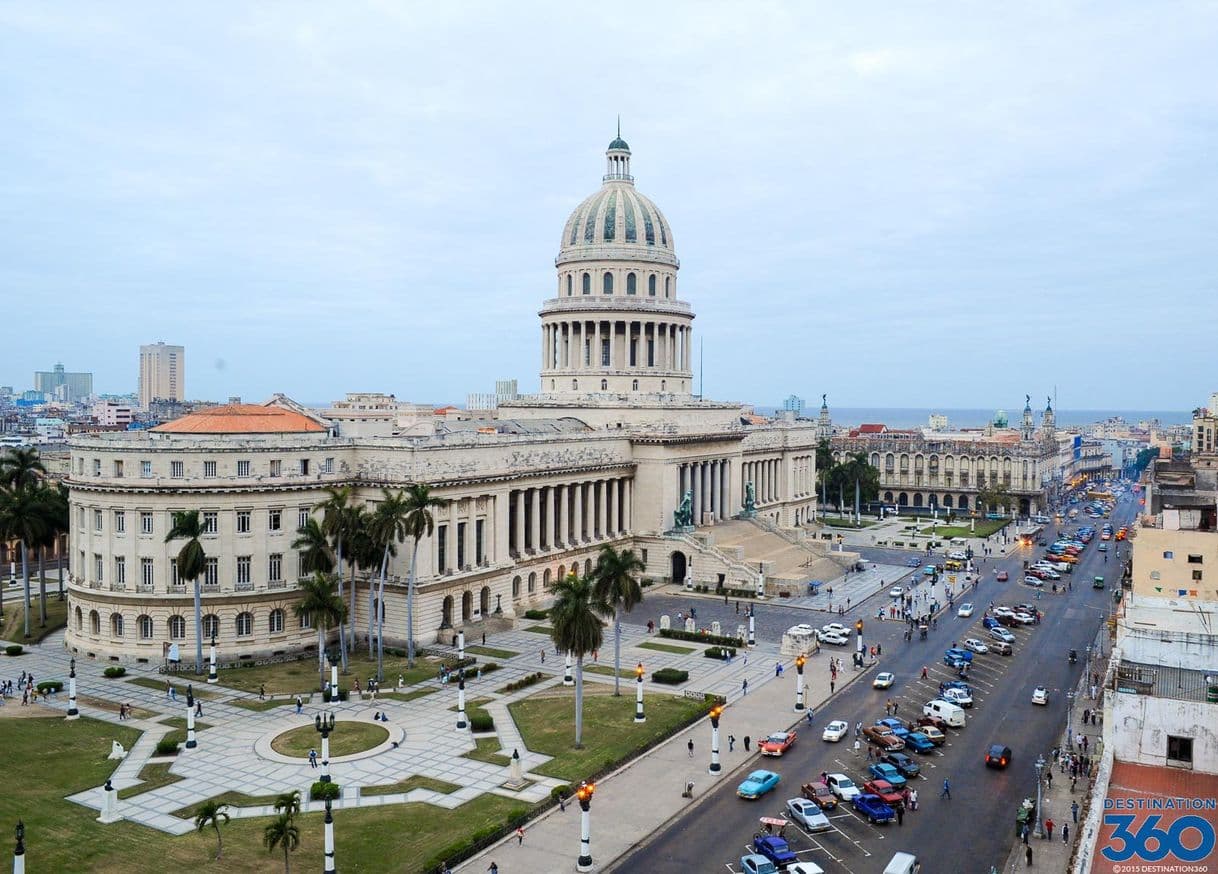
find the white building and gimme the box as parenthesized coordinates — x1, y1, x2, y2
(139, 342, 185, 409)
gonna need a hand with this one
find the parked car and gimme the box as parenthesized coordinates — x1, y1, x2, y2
(752, 835, 797, 869)
(759, 731, 797, 757)
(916, 713, 948, 732)
(862, 779, 906, 808)
(918, 724, 946, 745)
(882, 752, 922, 779)
(821, 720, 849, 743)
(818, 630, 850, 646)
(1032, 686, 1049, 705)
(957, 602, 974, 617)
(876, 717, 908, 733)
(962, 638, 989, 654)
(989, 627, 1015, 643)
(853, 793, 897, 824)
(826, 773, 860, 801)
(1023, 576, 1044, 587)
(786, 797, 832, 832)
(1012, 612, 1036, 625)
(740, 854, 778, 874)
(873, 672, 896, 690)
(943, 648, 973, 668)
(737, 769, 781, 799)
(983, 616, 1002, 630)
(866, 762, 907, 788)
(942, 687, 973, 708)
(801, 780, 837, 810)
(903, 731, 936, 753)
(821, 623, 848, 636)
(985, 743, 1013, 769)
(863, 725, 906, 751)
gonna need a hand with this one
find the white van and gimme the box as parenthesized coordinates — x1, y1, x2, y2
(923, 699, 966, 728)
(883, 851, 921, 874)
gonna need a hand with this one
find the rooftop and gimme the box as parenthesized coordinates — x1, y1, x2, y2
(152, 403, 327, 435)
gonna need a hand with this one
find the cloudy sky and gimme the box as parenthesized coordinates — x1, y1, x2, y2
(2, 2, 1215, 411)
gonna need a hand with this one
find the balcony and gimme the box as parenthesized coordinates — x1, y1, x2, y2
(201, 583, 220, 594)
(109, 583, 126, 592)
(168, 584, 186, 594)
(267, 579, 287, 589)
(234, 581, 255, 592)
(1116, 660, 1217, 704)
(138, 583, 156, 594)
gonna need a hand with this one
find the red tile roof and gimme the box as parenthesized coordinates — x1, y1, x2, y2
(153, 404, 326, 434)
(857, 423, 887, 433)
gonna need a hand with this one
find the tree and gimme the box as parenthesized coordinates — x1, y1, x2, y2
(316, 487, 354, 662)
(0, 447, 46, 491)
(264, 812, 300, 874)
(370, 489, 411, 680)
(842, 451, 880, 517)
(292, 519, 335, 575)
(0, 485, 48, 638)
(590, 545, 645, 696)
(548, 573, 608, 748)
(977, 481, 1014, 515)
(814, 438, 834, 517)
(165, 511, 208, 672)
(33, 485, 58, 626)
(294, 572, 347, 693)
(46, 482, 69, 601)
(400, 484, 448, 668)
(344, 509, 380, 655)
(273, 789, 302, 817)
(193, 800, 230, 860)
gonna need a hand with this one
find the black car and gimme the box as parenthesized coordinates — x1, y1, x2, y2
(882, 752, 921, 779)
(985, 744, 1013, 769)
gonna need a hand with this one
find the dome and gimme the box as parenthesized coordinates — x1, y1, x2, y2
(608, 136, 630, 151)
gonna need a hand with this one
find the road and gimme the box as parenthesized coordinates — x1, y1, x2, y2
(614, 493, 1136, 874)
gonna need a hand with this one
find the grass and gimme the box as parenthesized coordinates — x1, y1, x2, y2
(210, 652, 459, 697)
(820, 517, 877, 528)
(77, 695, 156, 719)
(126, 676, 222, 699)
(169, 791, 286, 818)
(270, 722, 389, 758)
(118, 763, 183, 799)
(376, 688, 437, 704)
(462, 736, 512, 766)
(465, 645, 519, 659)
(228, 696, 300, 712)
(921, 519, 1009, 539)
(0, 594, 68, 643)
(361, 775, 461, 797)
(510, 690, 707, 784)
(521, 625, 553, 635)
(583, 665, 635, 679)
(0, 715, 528, 873)
(637, 641, 695, 655)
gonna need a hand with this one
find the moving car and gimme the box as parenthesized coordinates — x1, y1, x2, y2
(751, 835, 797, 869)
(1023, 576, 1044, 587)
(759, 731, 798, 757)
(957, 603, 974, 617)
(740, 854, 779, 874)
(818, 630, 850, 646)
(821, 720, 849, 742)
(863, 725, 906, 751)
(867, 762, 907, 788)
(882, 752, 922, 779)
(786, 797, 832, 832)
(826, 773, 860, 801)
(737, 769, 781, 799)
(962, 638, 989, 654)
(889, 586, 905, 598)
(1032, 686, 1049, 705)
(801, 780, 837, 810)
(862, 779, 906, 808)
(996, 570, 1009, 581)
(873, 672, 896, 689)
(853, 793, 897, 824)
(989, 627, 1015, 643)
(821, 623, 848, 636)
(903, 731, 936, 753)
(985, 743, 1013, 769)
(883, 852, 921, 874)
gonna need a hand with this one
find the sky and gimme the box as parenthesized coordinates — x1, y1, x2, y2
(2, 2, 1216, 411)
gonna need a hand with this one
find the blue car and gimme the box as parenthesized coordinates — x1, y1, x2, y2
(904, 732, 936, 753)
(866, 762, 907, 788)
(906, 557, 922, 567)
(853, 793, 897, 824)
(983, 616, 1001, 630)
(751, 835, 797, 867)
(882, 752, 922, 779)
(944, 648, 974, 667)
(737, 769, 781, 799)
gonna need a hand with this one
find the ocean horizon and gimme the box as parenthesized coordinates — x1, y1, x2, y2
(752, 406, 1190, 430)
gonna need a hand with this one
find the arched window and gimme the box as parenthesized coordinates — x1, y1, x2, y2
(527, 572, 536, 593)
(648, 274, 656, 296)
(943, 494, 953, 508)
(269, 608, 285, 634)
(664, 276, 671, 297)
(110, 613, 124, 637)
(543, 569, 552, 589)
(572, 379, 579, 391)
(603, 272, 613, 294)
(585, 558, 593, 576)
(512, 575, 522, 598)
(202, 614, 219, 639)
(661, 379, 667, 391)
(632, 379, 639, 391)
(138, 614, 153, 639)
(566, 274, 572, 296)
(582, 272, 591, 295)
(74, 606, 83, 630)
(168, 615, 186, 640)
(235, 612, 253, 637)
(626, 273, 637, 295)
(299, 610, 312, 629)
(89, 610, 100, 635)
(600, 379, 608, 390)
(958, 495, 969, 510)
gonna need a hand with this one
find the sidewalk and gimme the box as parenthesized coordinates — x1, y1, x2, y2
(457, 650, 865, 873)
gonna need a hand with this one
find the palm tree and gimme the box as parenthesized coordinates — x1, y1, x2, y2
(400, 483, 448, 668)
(344, 510, 380, 655)
(193, 800, 230, 860)
(0, 485, 47, 639)
(0, 447, 46, 490)
(33, 485, 60, 626)
(165, 511, 208, 673)
(47, 482, 69, 601)
(294, 571, 347, 692)
(370, 489, 411, 681)
(316, 487, 354, 660)
(548, 573, 608, 747)
(273, 789, 302, 817)
(591, 545, 645, 696)
(264, 812, 300, 874)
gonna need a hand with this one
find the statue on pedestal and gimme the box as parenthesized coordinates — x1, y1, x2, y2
(673, 490, 693, 529)
(743, 481, 757, 515)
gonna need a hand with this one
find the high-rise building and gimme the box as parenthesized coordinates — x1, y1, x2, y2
(782, 394, 804, 415)
(138, 342, 185, 409)
(33, 363, 93, 403)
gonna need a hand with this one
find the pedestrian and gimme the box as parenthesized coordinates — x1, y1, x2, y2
(169, 685, 177, 703)
(893, 701, 899, 715)
(921, 666, 928, 679)
(487, 864, 498, 874)
(775, 662, 783, 678)
(830, 679, 835, 693)
(866, 745, 873, 761)
(1025, 845, 1033, 867)
(853, 739, 861, 756)
(1082, 708, 1089, 724)
(1063, 822, 1070, 843)
(1071, 800, 1079, 823)
(728, 734, 736, 752)
(910, 788, 918, 811)
(540, 649, 545, 664)
(743, 735, 751, 752)
(742, 678, 749, 696)
(295, 696, 303, 715)
(896, 805, 904, 826)
(308, 749, 318, 769)
(1071, 776, 1077, 793)
(515, 825, 525, 845)
(1046, 769, 1052, 788)
(876, 643, 882, 656)
(259, 684, 265, 700)
(855, 721, 862, 738)
(195, 700, 203, 717)
(1046, 819, 1055, 841)
(806, 710, 814, 727)
(735, 600, 740, 614)
(1021, 824, 1029, 844)
(941, 778, 951, 799)
(559, 793, 566, 812)
(1082, 735, 1089, 753)
(482, 632, 486, 645)
(688, 738, 694, 758)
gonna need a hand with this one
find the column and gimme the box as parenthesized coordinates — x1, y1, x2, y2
(564, 322, 572, 368)
(594, 321, 602, 369)
(574, 482, 584, 543)
(691, 462, 701, 525)
(448, 500, 458, 571)
(513, 490, 525, 555)
(702, 462, 712, 523)
(545, 486, 556, 550)
(712, 461, 722, 520)
(462, 501, 472, 569)
(529, 488, 541, 553)
(721, 460, 730, 519)
(670, 324, 678, 370)
(608, 478, 618, 535)
(493, 492, 509, 563)
(624, 478, 632, 530)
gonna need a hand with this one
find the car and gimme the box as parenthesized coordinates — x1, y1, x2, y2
(786, 863, 827, 874)
(873, 671, 896, 689)
(853, 793, 897, 824)
(1039, 569, 1061, 580)
(916, 714, 948, 732)
(1012, 612, 1036, 625)
(918, 725, 947, 745)
(906, 556, 922, 567)
(876, 717, 908, 732)
(903, 731, 936, 753)
(1023, 576, 1044, 587)
(801, 780, 837, 810)
(941, 687, 973, 708)
(821, 720, 849, 742)
(1032, 686, 1049, 705)
(948, 550, 968, 561)
(940, 679, 973, 695)
(996, 570, 1009, 581)
(888, 586, 905, 598)
(740, 854, 779, 874)
(983, 616, 1002, 630)
(997, 613, 1021, 628)
(862, 779, 906, 808)
(962, 638, 989, 654)
(863, 725, 905, 751)
(883, 751, 922, 778)
(1015, 603, 1039, 615)
(1098, 543, 1109, 552)
(752, 835, 797, 868)
(923, 565, 937, 576)
(759, 731, 798, 757)
(786, 797, 832, 832)
(943, 648, 973, 667)
(985, 743, 1013, 769)
(826, 773, 860, 801)
(989, 627, 1016, 643)
(957, 603, 974, 617)
(737, 769, 781, 799)
(818, 630, 850, 646)
(993, 606, 1015, 617)
(821, 623, 848, 636)
(866, 762, 907, 788)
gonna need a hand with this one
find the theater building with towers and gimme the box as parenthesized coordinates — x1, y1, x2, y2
(63, 133, 832, 665)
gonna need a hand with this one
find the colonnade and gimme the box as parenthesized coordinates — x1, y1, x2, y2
(791, 454, 814, 497)
(434, 495, 495, 575)
(742, 457, 783, 506)
(677, 459, 731, 524)
(542, 319, 691, 373)
(508, 478, 632, 556)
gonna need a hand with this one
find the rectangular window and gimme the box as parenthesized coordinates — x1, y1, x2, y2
(94, 509, 103, 531)
(113, 460, 124, 478)
(1167, 735, 1194, 765)
(1193, 569, 1203, 581)
(647, 339, 655, 367)
(641, 548, 649, 565)
(171, 460, 184, 478)
(323, 457, 334, 474)
(268, 553, 282, 582)
(204, 557, 219, 586)
(114, 510, 125, 534)
(140, 460, 152, 478)
(140, 512, 153, 535)
(94, 553, 104, 582)
(1187, 554, 1203, 564)
(437, 524, 447, 572)
(141, 557, 154, 587)
(236, 556, 251, 585)
(171, 561, 179, 587)
(78, 506, 85, 528)
(475, 519, 485, 564)
(268, 509, 282, 532)
(299, 459, 310, 476)
(298, 507, 310, 530)
(203, 460, 216, 478)
(202, 512, 218, 535)
(114, 556, 126, 584)
(299, 611, 312, 629)
(236, 460, 251, 478)
(457, 521, 466, 569)
(236, 510, 251, 534)
(93, 458, 101, 476)
(297, 551, 308, 579)
(77, 458, 85, 475)
(1164, 551, 1174, 559)
(269, 459, 282, 477)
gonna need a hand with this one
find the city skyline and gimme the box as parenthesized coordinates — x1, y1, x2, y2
(3, 3, 1216, 408)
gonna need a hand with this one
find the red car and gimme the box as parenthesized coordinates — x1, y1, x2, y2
(996, 570, 1009, 581)
(862, 779, 906, 809)
(801, 780, 837, 810)
(759, 730, 798, 757)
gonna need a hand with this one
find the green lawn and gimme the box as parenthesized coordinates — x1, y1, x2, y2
(0, 594, 68, 643)
(637, 641, 695, 655)
(923, 519, 1009, 539)
(210, 652, 458, 697)
(583, 665, 634, 679)
(521, 625, 553, 635)
(462, 736, 512, 766)
(169, 790, 285, 818)
(820, 517, 877, 528)
(270, 722, 389, 758)
(362, 775, 460, 797)
(465, 645, 519, 659)
(510, 690, 707, 783)
(376, 688, 437, 704)
(227, 696, 300, 712)
(159, 717, 212, 748)
(118, 763, 183, 799)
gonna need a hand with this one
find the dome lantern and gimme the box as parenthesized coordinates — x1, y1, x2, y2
(605, 118, 632, 182)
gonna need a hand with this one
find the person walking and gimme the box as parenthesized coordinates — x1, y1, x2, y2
(1045, 819, 1055, 841)
(259, 684, 266, 701)
(1071, 800, 1079, 823)
(910, 788, 918, 811)
(1046, 769, 1052, 788)
(195, 700, 203, 717)
(806, 710, 814, 727)
(853, 739, 861, 756)
(921, 665, 928, 679)
(830, 679, 835, 694)
(1062, 822, 1070, 844)
(687, 738, 694, 758)
(308, 749, 318, 769)
(487, 863, 498, 874)
(1025, 845, 1033, 867)
(896, 805, 904, 826)
(515, 825, 525, 845)
(295, 696, 303, 715)
(742, 678, 749, 696)
(743, 735, 751, 752)
(941, 778, 951, 799)
(728, 735, 736, 752)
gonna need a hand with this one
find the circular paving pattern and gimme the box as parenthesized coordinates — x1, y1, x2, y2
(270, 722, 390, 758)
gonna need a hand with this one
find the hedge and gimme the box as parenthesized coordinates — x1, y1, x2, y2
(310, 781, 341, 801)
(703, 646, 737, 659)
(501, 672, 545, 693)
(103, 666, 126, 678)
(469, 712, 495, 732)
(659, 628, 744, 648)
(36, 680, 63, 694)
(651, 667, 689, 685)
(549, 784, 571, 803)
(324, 688, 349, 702)
(155, 738, 180, 756)
(523, 609, 548, 620)
(4, 645, 22, 656)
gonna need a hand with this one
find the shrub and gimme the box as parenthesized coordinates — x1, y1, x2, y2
(659, 628, 744, 648)
(651, 667, 689, 685)
(550, 784, 570, 803)
(703, 646, 736, 659)
(523, 609, 548, 621)
(36, 680, 63, 694)
(501, 672, 545, 693)
(479, 662, 500, 675)
(4, 645, 23, 656)
(469, 712, 495, 732)
(324, 688, 348, 702)
(310, 781, 341, 801)
(103, 666, 126, 678)
(640, 578, 654, 588)
(506, 807, 530, 828)
(155, 738, 179, 756)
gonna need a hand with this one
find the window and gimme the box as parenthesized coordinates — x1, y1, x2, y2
(77, 458, 85, 475)
(114, 556, 126, 585)
(437, 525, 447, 573)
(475, 519, 485, 564)
(171, 461, 185, 478)
(204, 557, 218, 587)
(93, 458, 101, 476)
(323, 457, 334, 474)
(299, 610, 312, 629)
(88, 610, 99, 634)
(299, 459, 310, 476)
(601, 379, 608, 390)
(203, 460, 216, 478)
(79, 506, 85, 528)
(94, 553, 104, 582)
(1167, 735, 1194, 765)
(140, 460, 152, 478)
(566, 274, 572, 296)
(297, 552, 308, 579)
(235, 612, 253, 637)
(268, 509, 282, 532)
(603, 272, 613, 294)
(202, 512, 218, 535)
(632, 379, 639, 391)
(140, 511, 153, 535)
(1193, 569, 1203, 581)
(626, 272, 637, 295)
(1187, 554, 1204, 564)
(138, 614, 153, 639)
(582, 272, 591, 294)
(168, 615, 186, 640)
(1150, 570, 1161, 579)
(665, 276, 671, 297)
(236, 510, 251, 534)
(94, 509, 103, 531)
(113, 460, 124, 478)
(172, 561, 180, 587)
(298, 507, 310, 529)
(648, 274, 656, 296)
(114, 510, 125, 534)
(457, 521, 466, 568)
(268, 553, 282, 582)
(236, 556, 251, 585)
(141, 557, 154, 588)
(269, 459, 282, 477)
(111, 613, 124, 637)
(202, 614, 219, 639)
(269, 609, 285, 634)
(1164, 551, 1174, 559)
(236, 460, 251, 478)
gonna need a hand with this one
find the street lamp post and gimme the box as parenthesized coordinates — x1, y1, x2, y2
(708, 704, 723, 775)
(185, 685, 197, 749)
(576, 782, 595, 872)
(13, 820, 25, 874)
(563, 652, 574, 686)
(1034, 754, 1046, 839)
(330, 663, 339, 700)
(794, 654, 806, 711)
(457, 629, 465, 662)
(855, 619, 865, 666)
(456, 670, 468, 730)
(315, 711, 336, 784)
(207, 635, 218, 684)
(634, 663, 645, 723)
(323, 796, 336, 874)
(747, 609, 756, 649)
(66, 657, 79, 720)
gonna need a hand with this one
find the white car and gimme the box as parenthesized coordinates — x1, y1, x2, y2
(1013, 612, 1036, 625)
(822, 720, 849, 742)
(962, 638, 989, 654)
(787, 863, 827, 874)
(948, 550, 968, 561)
(786, 797, 832, 832)
(873, 672, 895, 689)
(826, 773, 860, 801)
(821, 623, 848, 636)
(957, 603, 974, 617)
(818, 630, 850, 646)
(889, 586, 905, 598)
(1032, 686, 1049, 705)
(942, 687, 973, 707)
(1023, 576, 1044, 587)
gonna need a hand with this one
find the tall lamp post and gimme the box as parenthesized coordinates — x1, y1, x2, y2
(633, 663, 646, 723)
(708, 704, 723, 775)
(1034, 754, 1047, 839)
(185, 684, 198, 749)
(855, 619, 865, 667)
(794, 654, 806, 711)
(456, 669, 468, 730)
(207, 635, 218, 684)
(13, 821, 25, 874)
(66, 657, 79, 720)
(576, 781, 595, 872)
(747, 607, 756, 649)
(315, 711, 336, 784)
(323, 796, 336, 874)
